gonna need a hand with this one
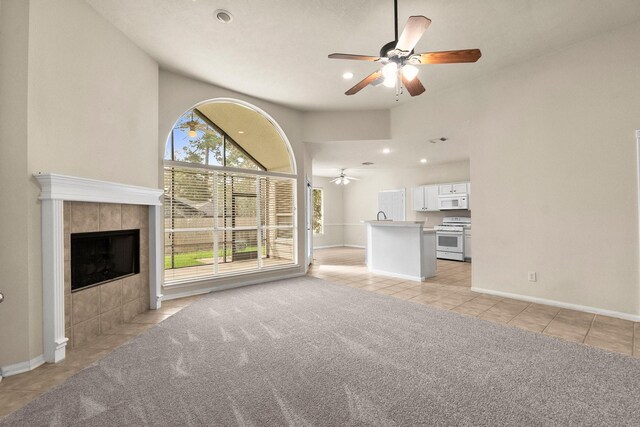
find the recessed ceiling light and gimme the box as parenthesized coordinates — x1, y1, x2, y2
(238, 130, 245, 134)
(342, 72, 354, 80)
(420, 158, 428, 164)
(214, 9, 233, 23)
(382, 148, 390, 154)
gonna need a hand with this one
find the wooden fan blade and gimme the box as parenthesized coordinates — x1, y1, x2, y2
(395, 16, 431, 54)
(328, 53, 382, 62)
(402, 75, 426, 97)
(345, 70, 383, 96)
(414, 49, 482, 64)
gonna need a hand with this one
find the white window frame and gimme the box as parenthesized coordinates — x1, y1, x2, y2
(163, 161, 297, 287)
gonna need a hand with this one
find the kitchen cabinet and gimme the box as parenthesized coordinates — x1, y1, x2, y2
(464, 229, 472, 260)
(438, 182, 469, 195)
(413, 185, 439, 211)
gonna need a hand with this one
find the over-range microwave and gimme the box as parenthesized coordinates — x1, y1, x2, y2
(438, 194, 469, 210)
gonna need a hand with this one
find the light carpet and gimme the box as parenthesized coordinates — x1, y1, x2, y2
(3, 276, 640, 426)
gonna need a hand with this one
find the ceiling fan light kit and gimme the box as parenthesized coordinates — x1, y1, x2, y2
(186, 112, 198, 138)
(330, 169, 360, 186)
(402, 64, 419, 81)
(382, 62, 398, 87)
(328, 0, 481, 99)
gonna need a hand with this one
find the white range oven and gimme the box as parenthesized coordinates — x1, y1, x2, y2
(434, 217, 471, 261)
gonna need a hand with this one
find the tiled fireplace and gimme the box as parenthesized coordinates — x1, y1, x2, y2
(64, 202, 150, 348)
(35, 173, 163, 363)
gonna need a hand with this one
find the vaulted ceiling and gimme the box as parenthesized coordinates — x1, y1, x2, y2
(198, 102, 294, 172)
(87, 0, 640, 111)
(88, 1, 640, 177)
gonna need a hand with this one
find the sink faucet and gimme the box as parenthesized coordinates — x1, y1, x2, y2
(377, 211, 387, 220)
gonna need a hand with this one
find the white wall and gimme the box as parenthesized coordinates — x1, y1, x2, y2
(312, 176, 344, 248)
(158, 70, 311, 297)
(303, 110, 390, 143)
(0, 0, 159, 370)
(0, 0, 32, 371)
(392, 21, 640, 316)
(342, 161, 470, 247)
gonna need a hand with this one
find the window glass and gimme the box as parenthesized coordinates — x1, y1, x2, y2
(165, 109, 264, 171)
(225, 138, 261, 170)
(312, 188, 323, 234)
(168, 112, 224, 166)
(163, 103, 296, 285)
(164, 166, 296, 283)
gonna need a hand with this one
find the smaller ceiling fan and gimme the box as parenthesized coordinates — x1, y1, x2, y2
(330, 169, 360, 185)
(328, 0, 481, 98)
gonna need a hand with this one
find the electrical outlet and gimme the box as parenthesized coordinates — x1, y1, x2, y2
(528, 271, 537, 282)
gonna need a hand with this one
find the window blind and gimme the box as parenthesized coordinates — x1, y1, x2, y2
(164, 165, 296, 284)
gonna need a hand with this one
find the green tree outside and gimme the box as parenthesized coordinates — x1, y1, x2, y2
(312, 188, 323, 234)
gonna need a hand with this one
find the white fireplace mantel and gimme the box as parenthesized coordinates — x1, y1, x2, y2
(35, 173, 164, 363)
(36, 173, 164, 205)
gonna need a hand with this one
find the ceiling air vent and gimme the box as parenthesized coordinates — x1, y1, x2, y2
(429, 137, 448, 144)
(361, 162, 374, 166)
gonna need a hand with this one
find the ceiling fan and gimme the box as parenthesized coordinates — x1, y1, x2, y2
(328, 0, 481, 98)
(330, 169, 360, 185)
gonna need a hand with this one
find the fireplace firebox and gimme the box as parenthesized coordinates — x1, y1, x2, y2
(71, 229, 140, 292)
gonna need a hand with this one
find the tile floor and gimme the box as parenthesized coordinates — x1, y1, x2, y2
(308, 247, 640, 357)
(2, 247, 639, 419)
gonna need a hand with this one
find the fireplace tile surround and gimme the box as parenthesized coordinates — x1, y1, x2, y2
(34, 172, 163, 365)
(64, 202, 150, 348)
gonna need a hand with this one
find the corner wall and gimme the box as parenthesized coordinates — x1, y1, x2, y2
(0, 0, 159, 371)
(0, 0, 32, 372)
(392, 21, 640, 316)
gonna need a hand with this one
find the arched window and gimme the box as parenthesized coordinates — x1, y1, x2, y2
(163, 100, 297, 284)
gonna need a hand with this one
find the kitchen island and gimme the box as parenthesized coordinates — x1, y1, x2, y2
(365, 221, 437, 281)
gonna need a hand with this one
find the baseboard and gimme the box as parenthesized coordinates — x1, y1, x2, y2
(368, 268, 423, 282)
(313, 244, 365, 249)
(0, 354, 45, 378)
(164, 264, 303, 290)
(162, 272, 306, 301)
(313, 245, 345, 249)
(471, 286, 640, 322)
